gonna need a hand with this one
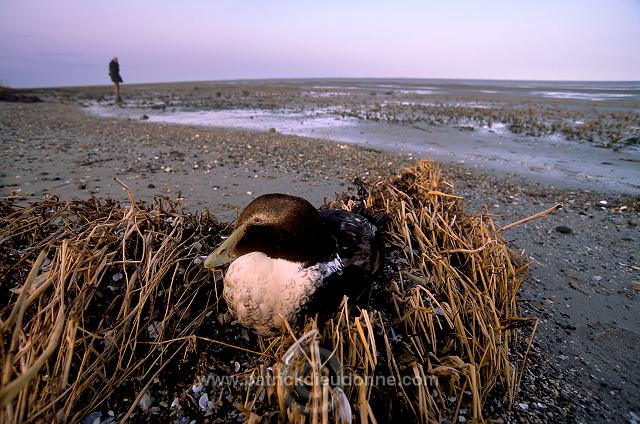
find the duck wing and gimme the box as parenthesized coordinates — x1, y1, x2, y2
(319, 209, 382, 275)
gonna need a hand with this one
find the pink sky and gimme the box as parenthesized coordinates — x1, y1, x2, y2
(1, 0, 639, 88)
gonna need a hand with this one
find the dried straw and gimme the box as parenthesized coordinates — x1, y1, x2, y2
(0, 195, 228, 422)
(1, 160, 540, 423)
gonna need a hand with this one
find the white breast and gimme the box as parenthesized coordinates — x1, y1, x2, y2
(223, 251, 343, 336)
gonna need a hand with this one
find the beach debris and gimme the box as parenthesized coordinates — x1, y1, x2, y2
(0, 87, 42, 103)
(500, 203, 562, 232)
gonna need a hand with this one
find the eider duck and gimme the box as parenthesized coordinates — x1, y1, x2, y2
(204, 193, 382, 336)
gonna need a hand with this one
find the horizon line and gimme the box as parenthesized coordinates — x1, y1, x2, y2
(12, 76, 640, 90)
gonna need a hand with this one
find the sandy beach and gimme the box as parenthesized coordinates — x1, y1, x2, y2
(1, 82, 639, 422)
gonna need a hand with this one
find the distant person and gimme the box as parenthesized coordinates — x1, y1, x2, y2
(108, 57, 123, 102)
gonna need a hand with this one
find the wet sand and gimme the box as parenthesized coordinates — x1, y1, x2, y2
(1, 84, 639, 422)
(87, 102, 640, 196)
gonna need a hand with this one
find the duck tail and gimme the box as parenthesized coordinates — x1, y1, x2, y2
(351, 176, 389, 230)
(351, 205, 389, 231)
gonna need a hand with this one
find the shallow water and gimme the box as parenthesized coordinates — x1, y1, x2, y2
(148, 108, 359, 133)
(275, 78, 640, 102)
(532, 91, 636, 101)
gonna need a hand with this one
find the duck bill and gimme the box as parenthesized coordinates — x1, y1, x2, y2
(204, 223, 247, 269)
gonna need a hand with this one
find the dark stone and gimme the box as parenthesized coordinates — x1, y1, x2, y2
(0, 90, 42, 103)
(555, 225, 573, 234)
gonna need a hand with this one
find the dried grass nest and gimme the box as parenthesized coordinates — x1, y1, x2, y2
(0, 160, 540, 423)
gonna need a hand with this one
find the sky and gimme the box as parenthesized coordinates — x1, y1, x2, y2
(1, 0, 639, 88)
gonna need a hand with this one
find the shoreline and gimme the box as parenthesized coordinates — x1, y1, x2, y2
(78, 78, 640, 196)
(1, 92, 639, 422)
(6, 96, 638, 218)
(85, 101, 640, 195)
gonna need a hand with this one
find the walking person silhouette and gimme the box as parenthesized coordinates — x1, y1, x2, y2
(108, 57, 123, 102)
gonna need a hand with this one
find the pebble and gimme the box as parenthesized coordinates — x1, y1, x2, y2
(198, 393, 209, 410)
(555, 225, 573, 234)
(147, 321, 161, 339)
(139, 392, 154, 411)
(83, 412, 101, 424)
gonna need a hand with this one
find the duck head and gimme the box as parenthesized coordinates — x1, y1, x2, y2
(205, 193, 335, 269)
